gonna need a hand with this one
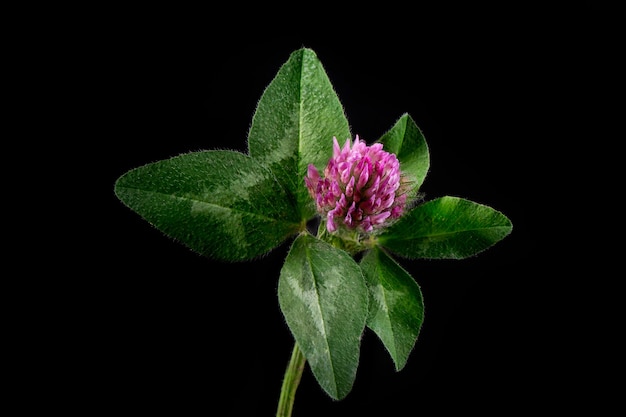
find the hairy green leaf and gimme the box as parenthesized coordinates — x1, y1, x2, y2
(114, 150, 301, 261)
(247, 48, 351, 221)
(278, 234, 368, 400)
(378, 196, 513, 259)
(377, 113, 430, 198)
(360, 247, 424, 371)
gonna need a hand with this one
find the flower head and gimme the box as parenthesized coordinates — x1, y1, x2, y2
(305, 135, 410, 234)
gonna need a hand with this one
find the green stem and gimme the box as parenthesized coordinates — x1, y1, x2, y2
(276, 342, 306, 417)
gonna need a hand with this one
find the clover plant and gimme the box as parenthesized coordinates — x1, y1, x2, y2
(114, 47, 513, 416)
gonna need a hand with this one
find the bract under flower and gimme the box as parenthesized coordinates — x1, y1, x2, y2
(305, 135, 409, 234)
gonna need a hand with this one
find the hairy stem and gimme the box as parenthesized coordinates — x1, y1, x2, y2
(276, 342, 306, 417)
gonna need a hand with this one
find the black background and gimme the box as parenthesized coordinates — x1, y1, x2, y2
(59, 8, 623, 416)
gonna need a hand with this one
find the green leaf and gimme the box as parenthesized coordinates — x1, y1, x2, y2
(114, 150, 301, 261)
(377, 113, 430, 198)
(278, 234, 368, 400)
(378, 196, 513, 259)
(360, 247, 424, 371)
(247, 48, 351, 221)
